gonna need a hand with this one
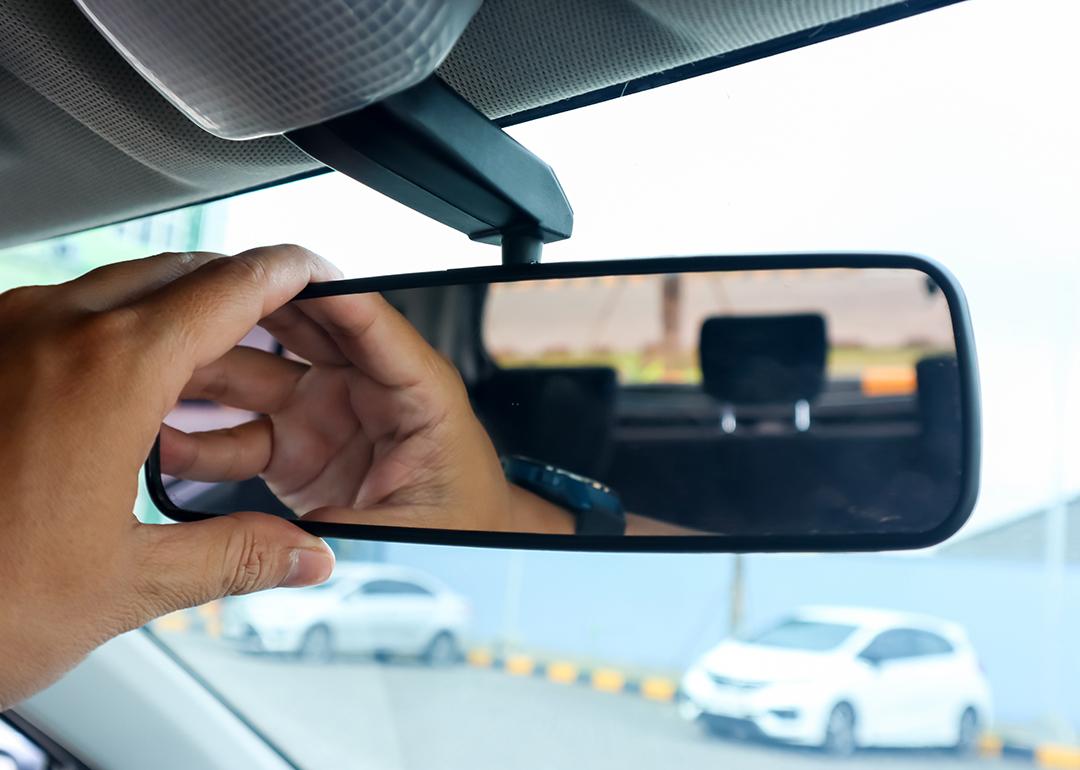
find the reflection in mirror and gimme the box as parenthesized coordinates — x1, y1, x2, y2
(158, 267, 965, 540)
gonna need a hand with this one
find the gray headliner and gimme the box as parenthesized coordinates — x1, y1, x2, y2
(1, 0, 946, 250)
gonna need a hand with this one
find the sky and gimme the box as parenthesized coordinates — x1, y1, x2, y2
(205, 0, 1080, 539)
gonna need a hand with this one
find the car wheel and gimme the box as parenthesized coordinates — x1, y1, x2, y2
(822, 703, 857, 757)
(424, 631, 459, 666)
(299, 625, 334, 663)
(955, 708, 980, 755)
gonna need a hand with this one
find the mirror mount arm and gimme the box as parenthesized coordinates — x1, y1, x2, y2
(501, 231, 544, 266)
(285, 76, 573, 267)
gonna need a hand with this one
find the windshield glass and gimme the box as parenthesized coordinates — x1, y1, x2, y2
(747, 620, 858, 652)
(3, 1, 1079, 768)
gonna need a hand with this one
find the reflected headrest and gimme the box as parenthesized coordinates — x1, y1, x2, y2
(699, 314, 827, 404)
(916, 355, 961, 426)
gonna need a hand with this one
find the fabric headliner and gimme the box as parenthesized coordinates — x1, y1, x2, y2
(1, 0, 925, 250)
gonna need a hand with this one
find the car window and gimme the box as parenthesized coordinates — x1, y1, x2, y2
(911, 630, 955, 656)
(3, 1, 1079, 768)
(481, 271, 949, 391)
(361, 580, 433, 597)
(861, 629, 921, 661)
(862, 628, 956, 661)
(746, 619, 858, 651)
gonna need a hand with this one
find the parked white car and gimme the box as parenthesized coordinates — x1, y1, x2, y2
(220, 563, 470, 664)
(680, 606, 992, 755)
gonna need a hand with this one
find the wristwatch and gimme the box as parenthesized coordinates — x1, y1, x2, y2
(501, 455, 626, 535)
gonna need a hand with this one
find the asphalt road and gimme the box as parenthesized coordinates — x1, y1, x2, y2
(161, 633, 1019, 770)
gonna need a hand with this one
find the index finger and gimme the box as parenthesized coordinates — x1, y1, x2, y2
(294, 291, 445, 389)
(130, 244, 342, 390)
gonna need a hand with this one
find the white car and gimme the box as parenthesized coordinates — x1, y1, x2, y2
(680, 606, 992, 755)
(220, 563, 470, 664)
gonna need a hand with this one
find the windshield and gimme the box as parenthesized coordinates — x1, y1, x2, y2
(3, 0, 1079, 768)
(746, 620, 858, 652)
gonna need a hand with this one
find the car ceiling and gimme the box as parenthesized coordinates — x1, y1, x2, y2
(0, 0, 959, 251)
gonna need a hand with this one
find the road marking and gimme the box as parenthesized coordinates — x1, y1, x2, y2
(546, 661, 579, 684)
(1035, 744, 1080, 769)
(467, 648, 493, 667)
(978, 733, 1003, 757)
(641, 677, 677, 702)
(505, 654, 535, 676)
(591, 668, 626, 693)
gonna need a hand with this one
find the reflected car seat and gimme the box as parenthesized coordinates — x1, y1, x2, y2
(472, 367, 618, 479)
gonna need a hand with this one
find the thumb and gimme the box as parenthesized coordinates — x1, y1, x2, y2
(132, 512, 335, 619)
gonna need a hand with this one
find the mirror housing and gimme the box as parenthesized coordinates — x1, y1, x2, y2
(147, 253, 980, 553)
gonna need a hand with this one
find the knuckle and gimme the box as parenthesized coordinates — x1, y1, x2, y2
(275, 243, 308, 257)
(68, 307, 141, 354)
(0, 284, 47, 316)
(217, 254, 269, 288)
(224, 527, 270, 596)
(199, 362, 230, 404)
(11, 307, 140, 387)
(246, 243, 313, 269)
(270, 243, 312, 263)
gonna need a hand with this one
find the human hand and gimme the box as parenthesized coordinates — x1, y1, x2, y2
(159, 281, 518, 532)
(0, 246, 340, 708)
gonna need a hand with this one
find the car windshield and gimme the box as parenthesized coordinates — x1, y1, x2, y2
(746, 620, 858, 652)
(3, 1, 1079, 768)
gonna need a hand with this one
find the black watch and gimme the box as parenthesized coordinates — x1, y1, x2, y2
(501, 456, 626, 535)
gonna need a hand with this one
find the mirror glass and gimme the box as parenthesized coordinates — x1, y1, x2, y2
(157, 266, 968, 540)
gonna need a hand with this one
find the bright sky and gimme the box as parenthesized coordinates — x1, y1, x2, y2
(208, 0, 1080, 538)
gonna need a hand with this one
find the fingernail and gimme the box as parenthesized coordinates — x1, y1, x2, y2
(281, 545, 335, 588)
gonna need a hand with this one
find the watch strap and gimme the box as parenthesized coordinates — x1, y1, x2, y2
(502, 455, 626, 536)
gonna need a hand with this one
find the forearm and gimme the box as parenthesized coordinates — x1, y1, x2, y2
(508, 484, 700, 536)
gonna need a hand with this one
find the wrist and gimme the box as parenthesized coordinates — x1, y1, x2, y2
(507, 483, 576, 535)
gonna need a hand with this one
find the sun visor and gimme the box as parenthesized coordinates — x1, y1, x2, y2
(73, 0, 482, 140)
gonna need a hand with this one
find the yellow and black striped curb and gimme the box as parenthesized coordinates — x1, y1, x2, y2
(469, 649, 1080, 766)
(978, 735, 1080, 768)
(151, 623, 1080, 766)
(466, 648, 678, 702)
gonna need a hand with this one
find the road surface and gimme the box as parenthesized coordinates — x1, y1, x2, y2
(161, 633, 1019, 770)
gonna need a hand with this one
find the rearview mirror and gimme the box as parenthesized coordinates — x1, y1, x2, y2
(147, 254, 979, 552)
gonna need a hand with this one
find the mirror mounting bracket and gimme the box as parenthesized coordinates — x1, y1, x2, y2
(286, 76, 572, 266)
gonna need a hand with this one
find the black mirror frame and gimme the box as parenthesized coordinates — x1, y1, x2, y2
(145, 252, 980, 553)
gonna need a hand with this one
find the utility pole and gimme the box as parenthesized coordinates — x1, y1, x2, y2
(660, 274, 683, 375)
(1041, 275, 1074, 741)
(729, 554, 745, 637)
(500, 551, 525, 656)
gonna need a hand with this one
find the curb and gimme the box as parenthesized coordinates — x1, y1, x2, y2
(465, 648, 678, 702)
(979, 736, 1080, 768)
(467, 649, 1080, 766)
